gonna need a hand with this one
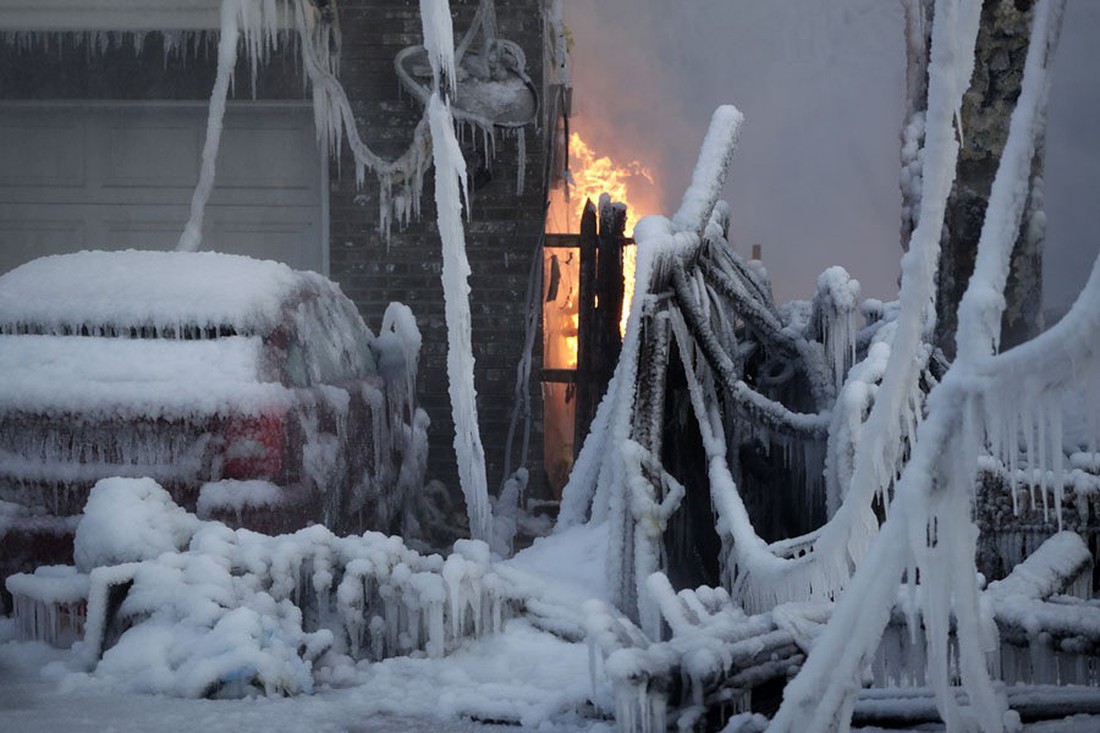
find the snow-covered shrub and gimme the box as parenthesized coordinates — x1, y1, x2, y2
(73, 477, 200, 573)
(68, 479, 521, 699)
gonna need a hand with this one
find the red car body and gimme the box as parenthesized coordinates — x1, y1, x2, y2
(0, 250, 420, 598)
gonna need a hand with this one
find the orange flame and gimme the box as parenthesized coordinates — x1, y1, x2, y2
(546, 132, 651, 339)
(546, 132, 654, 236)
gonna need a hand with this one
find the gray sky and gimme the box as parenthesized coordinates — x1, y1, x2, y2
(564, 1, 1100, 310)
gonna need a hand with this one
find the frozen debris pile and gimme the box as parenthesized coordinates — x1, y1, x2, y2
(581, 534, 1099, 731)
(557, 105, 876, 628)
(551, 0, 1100, 729)
(7, 477, 518, 698)
(975, 454, 1100, 586)
(586, 574, 828, 733)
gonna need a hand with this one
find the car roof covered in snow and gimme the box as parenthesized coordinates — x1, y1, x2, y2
(0, 250, 332, 337)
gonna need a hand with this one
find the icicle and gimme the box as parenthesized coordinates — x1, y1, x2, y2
(419, 0, 457, 96)
(427, 90, 493, 543)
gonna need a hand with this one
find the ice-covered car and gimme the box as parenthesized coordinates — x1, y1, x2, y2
(0, 250, 423, 590)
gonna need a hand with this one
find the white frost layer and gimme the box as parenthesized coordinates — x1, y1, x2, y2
(0, 250, 309, 336)
(196, 480, 285, 516)
(0, 334, 288, 417)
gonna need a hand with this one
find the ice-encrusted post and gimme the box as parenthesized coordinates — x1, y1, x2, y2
(420, 0, 493, 545)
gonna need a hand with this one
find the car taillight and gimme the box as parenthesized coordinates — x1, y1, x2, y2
(224, 413, 285, 479)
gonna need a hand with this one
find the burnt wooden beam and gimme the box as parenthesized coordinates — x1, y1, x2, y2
(594, 199, 626, 386)
(573, 200, 599, 456)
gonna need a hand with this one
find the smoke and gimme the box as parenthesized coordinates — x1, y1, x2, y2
(564, 0, 1100, 310)
(1043, 1, 1100, 319)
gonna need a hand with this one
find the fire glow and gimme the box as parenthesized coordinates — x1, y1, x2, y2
(547, 132, 654, 236)
(546, 131, 654, 344)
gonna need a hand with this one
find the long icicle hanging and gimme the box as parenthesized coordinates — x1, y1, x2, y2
(176, 0, 243, 252)
(420, 0, 493, 547)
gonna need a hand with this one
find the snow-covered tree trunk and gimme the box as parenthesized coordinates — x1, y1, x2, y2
(933, 0, 1064, 356)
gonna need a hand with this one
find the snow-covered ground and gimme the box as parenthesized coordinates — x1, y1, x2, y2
(0, 524, 612, 732)
(4, 611, 1100, 733)
(0, 616, 602, 733)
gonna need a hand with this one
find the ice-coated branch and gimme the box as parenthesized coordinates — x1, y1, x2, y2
(975, 253, 1100, 392)
(709, 241, 781, 321)
(671, 105, 744, 235)
(699, 260, 792, 353)
(670, 259, 829, 439)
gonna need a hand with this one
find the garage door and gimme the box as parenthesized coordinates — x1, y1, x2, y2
(0, 102, 325, 274)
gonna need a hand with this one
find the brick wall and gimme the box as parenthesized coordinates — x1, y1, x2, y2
(325, 0, 547, 497)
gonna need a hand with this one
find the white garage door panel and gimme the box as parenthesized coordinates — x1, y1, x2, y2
(0, 104, 324, 275)
(101, 211, 193, 251)
(0, 217, 86, 269)
(213, 214, 318, 270)
(0, 119, 86, 188)
(105, 122, 201, 189)
(219, 124, 317, 190)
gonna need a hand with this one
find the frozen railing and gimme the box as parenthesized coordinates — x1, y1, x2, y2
(975, 455, 1100, 587)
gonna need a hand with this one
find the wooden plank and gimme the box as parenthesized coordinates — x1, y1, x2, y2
(572, 200, 599, 456)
